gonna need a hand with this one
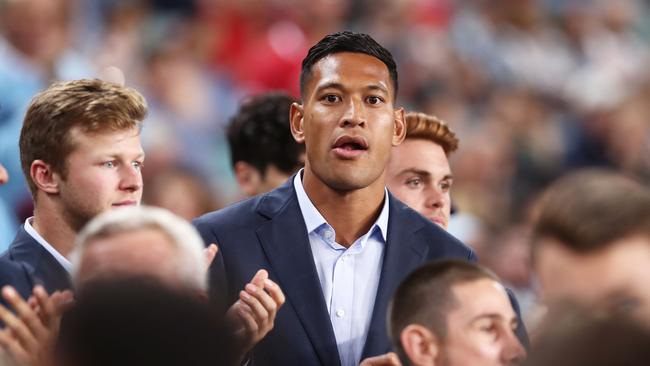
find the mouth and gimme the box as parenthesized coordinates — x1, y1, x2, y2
(112, 200, 137, 207)
(428, 216, 447, 228)
(331, 135, 369, 159)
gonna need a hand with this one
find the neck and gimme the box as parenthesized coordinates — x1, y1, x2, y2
(302, 168, 386, 247)
(32, 204, 77, 259)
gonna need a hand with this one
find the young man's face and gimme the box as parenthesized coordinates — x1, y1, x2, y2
(386, 139, 452, 229)
(292, 52, 404, 191)
(56, 127, 144, 230)
(440, 279, 526, 366)
(535, 235, 650, 325)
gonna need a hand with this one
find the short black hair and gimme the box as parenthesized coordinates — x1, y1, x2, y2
(227, 92, 304, 176)
(389, 260, 499, 365)
(299, 31, 398, 99)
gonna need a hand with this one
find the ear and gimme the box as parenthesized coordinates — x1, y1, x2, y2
(30, 160, 60, 195)
(401, 324, 440, 366)
(233, 161, 262, 197)
(290, 102, 306, 144)
(392, 107, 406, 146)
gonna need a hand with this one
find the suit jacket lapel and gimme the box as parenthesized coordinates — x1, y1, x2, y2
(361, 194, 428, 359)
(255, 184, 341, 366)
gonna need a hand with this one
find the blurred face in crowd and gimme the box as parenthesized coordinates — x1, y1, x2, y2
(0, 163, 8, 185)
(435, 278, 525, 366)
(291, 52, 405, 191)
(386, 139, 452, 229)
(55, 127, 144, 231)
(75, 227, 180, 289)
(535, 235, 650, 324)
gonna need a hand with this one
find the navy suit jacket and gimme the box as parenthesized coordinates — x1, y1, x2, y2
(194, 178, 479, 366)
(0, 226, 71, 303)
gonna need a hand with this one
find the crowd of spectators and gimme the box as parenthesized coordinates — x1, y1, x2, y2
(2, 0, 650, 320)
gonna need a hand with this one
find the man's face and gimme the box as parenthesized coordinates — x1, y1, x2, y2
(75, 228, 179, 289)
(56, 127, 144, 231)
(535, 235, 650, 324)
(440, 279, 526, 366)
(292, 52, 404, 191)
(386, 139, 452, 228)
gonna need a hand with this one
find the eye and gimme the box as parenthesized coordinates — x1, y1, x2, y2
(132, 161, 144, 171)
(322, 94, 341, 104)
(366, 96, 384, 105)
(103, 161, 117, 168)
(405, 177, 422, 189)
(440, 180, 453, 192)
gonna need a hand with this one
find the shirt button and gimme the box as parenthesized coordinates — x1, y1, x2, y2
(336, 309, 345, 318)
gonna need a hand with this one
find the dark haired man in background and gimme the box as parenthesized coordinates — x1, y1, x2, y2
(195, 31, 475, 366)
(227, 92, 304, 197)
(389, 260, 526, 366)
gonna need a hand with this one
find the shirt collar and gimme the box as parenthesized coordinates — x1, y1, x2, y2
(24, 217, 72, 273)
(293, 169, 389, 242)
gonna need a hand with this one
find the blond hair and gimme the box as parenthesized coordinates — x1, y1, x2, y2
(19, 79, 147, 197)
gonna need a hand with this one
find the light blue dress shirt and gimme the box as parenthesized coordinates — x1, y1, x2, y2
(293, 171, 389, 366)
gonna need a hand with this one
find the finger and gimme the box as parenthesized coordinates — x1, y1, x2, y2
(0, 301, 38, 352)
(51, 290, 75, 314)
(234, 303, 259, 337)
(33, 286, 56, 327)
(2, 287, 46, 342)
(0, 329, 30, 364)
(239, 288, 270, 324)
(204, 244, 218, 269)
(249, 269, 268, 287)
(263, 279, 286, 307)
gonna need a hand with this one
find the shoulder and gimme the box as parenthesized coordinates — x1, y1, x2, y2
(389, 195, 476, 261)
(0, 258, 33, 301)
(193, 180, 297, 237)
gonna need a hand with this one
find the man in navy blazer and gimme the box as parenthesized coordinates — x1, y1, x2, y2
(194, 31, 482, 366)
(0, 79, 148, 300)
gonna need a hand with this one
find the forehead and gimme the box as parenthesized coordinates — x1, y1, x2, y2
(68, 126, 143, 153)
(391, 139, 450, 175)
(305, 52, 393, 98)
(536, 236, 650, 304)
(448, 278, 514, 321)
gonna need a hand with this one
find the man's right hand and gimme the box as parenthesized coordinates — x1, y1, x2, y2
(227, 269, 285, 355)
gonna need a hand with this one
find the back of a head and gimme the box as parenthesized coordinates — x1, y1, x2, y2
(532, 169, 650, 254)
(56, 278, 236, 366)
(72, 205, 207, 291)
(227, 92, 303, 176)
(19, 79, 147, 199)
(404, 112, 459, 156)
(525, 308, 650, 366)
(300, 31, 398, 99)
(389, 260, 499, 365)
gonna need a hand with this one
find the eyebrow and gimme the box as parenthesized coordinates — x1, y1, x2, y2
(397, 168, 453, 181)
(315, 82, 390, 95)
(469, 313, 518, 326)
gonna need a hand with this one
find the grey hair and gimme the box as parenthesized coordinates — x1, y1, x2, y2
(71, 205, 207, 291)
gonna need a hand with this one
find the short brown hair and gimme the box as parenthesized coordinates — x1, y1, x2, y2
(404, 112, 459, 155)
(19, 79, 147, 197)
(532, 169, 650, 254)
(389, 260, 499, 364)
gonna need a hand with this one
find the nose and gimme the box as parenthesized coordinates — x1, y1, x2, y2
(424, 185, 445, 209)
(119, 164, 143, 193)
(340, 97, 366, 128)
(502, 329, 527, 365)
